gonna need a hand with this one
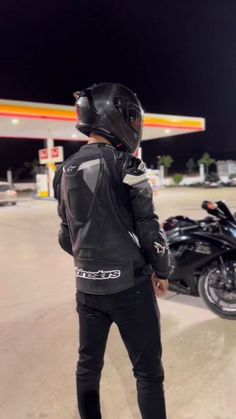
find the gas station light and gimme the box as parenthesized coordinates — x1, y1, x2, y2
(11, 119, 19, 124)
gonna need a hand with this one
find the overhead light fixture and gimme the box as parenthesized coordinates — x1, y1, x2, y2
(165, 129, 171, 134)
(12, 119, 19, 124)
(72, 134, 77, 138)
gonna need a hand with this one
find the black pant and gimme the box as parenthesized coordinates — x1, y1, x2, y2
(76, 278, 167, 419)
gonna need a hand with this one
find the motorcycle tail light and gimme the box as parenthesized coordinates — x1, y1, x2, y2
(207, 202, 217, 210)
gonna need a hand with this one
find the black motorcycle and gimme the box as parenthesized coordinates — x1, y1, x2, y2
(163, 200, 236, 319)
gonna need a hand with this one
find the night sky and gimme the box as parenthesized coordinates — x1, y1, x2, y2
(1, 0, 236, 177)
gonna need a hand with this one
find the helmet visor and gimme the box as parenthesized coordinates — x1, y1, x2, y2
(114, 98, 143, 137)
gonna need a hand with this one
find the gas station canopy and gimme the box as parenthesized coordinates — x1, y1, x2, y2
(0, 99, 205, 141)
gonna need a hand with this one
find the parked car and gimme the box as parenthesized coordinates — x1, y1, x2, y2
(0, 182, 18, 205)
(229, 174, 236, 186)
(204, 173, 221, 188)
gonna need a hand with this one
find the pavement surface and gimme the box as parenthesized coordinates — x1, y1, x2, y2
(0, 187, 236, 419)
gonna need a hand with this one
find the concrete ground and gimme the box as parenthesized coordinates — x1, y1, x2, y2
(0, 187, 236, 419)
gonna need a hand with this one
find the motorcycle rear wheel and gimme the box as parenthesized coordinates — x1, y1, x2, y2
(198, 262, 236, 320)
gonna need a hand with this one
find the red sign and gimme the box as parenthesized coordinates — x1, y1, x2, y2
(39, 146, 64, 164)
(39, 149, 49, 161)
(51, 147, 59, 158)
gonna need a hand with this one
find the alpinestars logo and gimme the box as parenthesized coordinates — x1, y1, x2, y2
(67, 165, 77, 172)
(75, 268, 121, 280)
(154, 242, 166, 256)
(138, 161, 146, 172)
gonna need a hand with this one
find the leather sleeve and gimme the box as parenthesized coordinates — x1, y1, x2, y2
(122, 155, 171, 278)
(53, 169, 73, 256)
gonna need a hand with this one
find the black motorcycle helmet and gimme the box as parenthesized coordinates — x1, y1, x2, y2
(73, 83, 143, 153)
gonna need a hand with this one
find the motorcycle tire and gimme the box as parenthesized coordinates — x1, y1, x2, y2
(198, 264, 236, 320)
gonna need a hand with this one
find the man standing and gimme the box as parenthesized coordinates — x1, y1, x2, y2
(54, 83, 170, 419)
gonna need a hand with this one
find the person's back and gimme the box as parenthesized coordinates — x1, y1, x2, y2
(54, 83, 170, 419)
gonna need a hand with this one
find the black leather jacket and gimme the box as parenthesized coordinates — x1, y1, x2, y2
(53, 143, 170, 294)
